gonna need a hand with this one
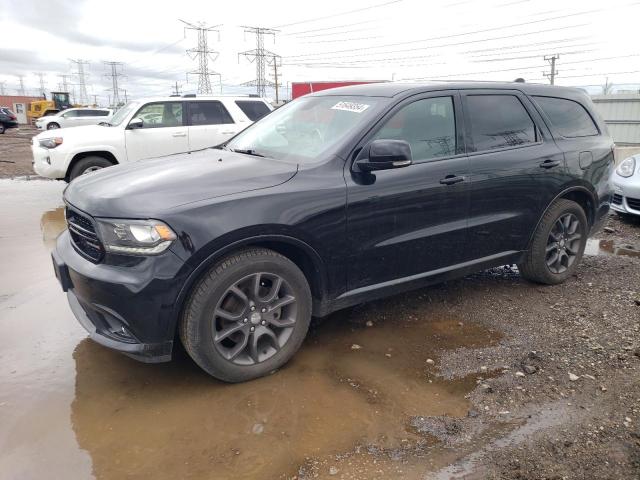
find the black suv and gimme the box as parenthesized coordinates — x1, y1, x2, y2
(53, 82, 613, 382)
(0, 107, 19, 133)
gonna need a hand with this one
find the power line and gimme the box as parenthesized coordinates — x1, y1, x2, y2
(104, 61, 125, 107)
(239, 26, 280, 98)
(70, 59, 90, 105)
(180, 19, 222, 94)
(294, 26, 376, 39)
(283, 19, 378, 36)
(275, 0, 402, 28)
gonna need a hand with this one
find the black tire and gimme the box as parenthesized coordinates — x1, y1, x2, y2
(179, 248, 312, 383)
(0, 124, 5, 134)
(68, 156, 114, 181)
(47, 122, 60, 130)
(518, 199, 588, 285)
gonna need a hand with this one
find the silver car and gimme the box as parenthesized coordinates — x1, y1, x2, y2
(611, 154, 640, 216)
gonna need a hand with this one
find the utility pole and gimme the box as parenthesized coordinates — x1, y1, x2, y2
(70, 59, 90, 104)
(103, 61, 125, 107)
(271, 55, 281, 103)
(171, 81, 183, 96)
(17, 75, 26, 96)
(123, 89, 128, 103)
(544, 54, 559, 85)
(34, 72, 47, 97)
(180, 19, 221, 95)
(92, 94, 98, 106)
(238, 26, 280, 98)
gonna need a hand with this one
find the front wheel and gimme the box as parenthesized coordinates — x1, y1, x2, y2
(0, 124, 5, 134)
(180, 248, 312, 382)
(518, 199, 588, 285)
(68, 156, 114, 181)
(47, 122, 60, 130)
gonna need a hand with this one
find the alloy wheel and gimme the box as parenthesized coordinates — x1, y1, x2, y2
(212, 272, 297, 366)
(545, 213, 582, 274)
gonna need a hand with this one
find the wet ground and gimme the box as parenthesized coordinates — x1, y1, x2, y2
(1, 178, 640, 480)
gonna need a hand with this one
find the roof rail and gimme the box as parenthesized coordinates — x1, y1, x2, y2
(182, 93, 196, 98)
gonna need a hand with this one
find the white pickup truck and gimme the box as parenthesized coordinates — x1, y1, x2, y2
(32, 95, 273, 181)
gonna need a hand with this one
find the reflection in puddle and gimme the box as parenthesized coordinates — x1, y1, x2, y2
(585, 239, 640, 258)
(71, 307, 500, 480)
(40, 206, 66, 248)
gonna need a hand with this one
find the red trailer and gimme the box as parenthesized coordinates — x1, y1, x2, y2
(291, 81, 386, 99)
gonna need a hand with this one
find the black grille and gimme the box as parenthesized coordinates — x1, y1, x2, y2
(612, 193, 623, 205)
(65, 206, 104, 262)
(627, 197, 640, 211)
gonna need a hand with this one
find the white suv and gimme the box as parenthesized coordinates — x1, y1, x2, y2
(32, 96, 273, 181)
(35, 108, 113, 130)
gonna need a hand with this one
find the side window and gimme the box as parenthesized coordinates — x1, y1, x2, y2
(75, 110, 92, 117)
(134, 102, 183, 128)
(373, 96, 456, 161)
(466, 95, 538, 152)
(533, 96, 598, 138)
(85, 110, 109, 117)
(62, 110, 78, 118)
(235, 100, 271, 121)
(188, 101, 234, 126)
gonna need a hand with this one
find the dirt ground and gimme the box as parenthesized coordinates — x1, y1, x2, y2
(0, 175, 639, 479)
(0, 126, 39, 178)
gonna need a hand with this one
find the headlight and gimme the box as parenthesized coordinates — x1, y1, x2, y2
(95, 219, 177, 255)
(39, 137, 63, 149)
(616, 156, 636, 178)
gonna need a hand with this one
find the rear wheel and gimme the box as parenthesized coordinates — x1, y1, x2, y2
(47, 122, 60, 130)
(68, 156, 114, 181)
(0, 124, 5, 134)
(180, 248, 312, 382)
(518, 199, 588, 285)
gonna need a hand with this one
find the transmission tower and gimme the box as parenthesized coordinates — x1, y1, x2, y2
(0, 81, 6, 95)
(70, 59, 90, 104)
(16, 75, 25, 96)
(544, 54, 559, 85)
(104, 61, 125, 107)
(34, 72, 47, 97)
(180, 19, 221, 94)
(238, 26, 280, 98)
(58, 74, 71, 93)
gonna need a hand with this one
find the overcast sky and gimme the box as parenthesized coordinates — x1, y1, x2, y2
(1, 0, 639, 105)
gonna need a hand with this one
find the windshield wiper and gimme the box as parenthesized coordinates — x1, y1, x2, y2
(230, 148, 265, 158)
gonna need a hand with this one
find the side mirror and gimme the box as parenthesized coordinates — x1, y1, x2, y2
(356, 139, 412, 172)
(128, 117, 143, 129)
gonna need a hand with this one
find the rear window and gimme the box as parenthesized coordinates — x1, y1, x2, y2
(466, 94, 538, 152)
(533, 96, 599, 138)
(235, 100, 271, 121)
(189, 101, 234, 126)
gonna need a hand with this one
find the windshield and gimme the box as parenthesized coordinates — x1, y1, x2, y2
(225, 96, 383, 163)
(108, 101, 140, 126)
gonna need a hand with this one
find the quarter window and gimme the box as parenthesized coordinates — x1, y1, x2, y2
(235, 100, 271, 121)
(466, 95, 538, 152)
(373, 96, 457, 161)
(533, 96, 598, 137)
(134, 102, 183, 128)
(188, 101, 234, 126)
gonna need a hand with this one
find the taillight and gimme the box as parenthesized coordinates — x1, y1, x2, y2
(9, 115, 16, 120)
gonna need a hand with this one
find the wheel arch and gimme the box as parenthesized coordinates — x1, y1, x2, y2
(65, 151, 119, 181)
(172, 234, 329, 336)
(526, 185, 597, 250)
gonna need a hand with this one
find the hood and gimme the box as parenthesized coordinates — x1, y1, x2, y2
(36, 124, 115, 140)
(64, 149, 298, 217)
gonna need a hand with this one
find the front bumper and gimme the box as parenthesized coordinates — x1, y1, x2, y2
(31, 142, 68, 179)
(611, 174, 640, 216)
(53, 230, 188, 363)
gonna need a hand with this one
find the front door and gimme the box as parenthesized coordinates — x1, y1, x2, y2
(13, 103, 26, 124)
(124, 101, 189, 162)
(186, 100, 240, 150)
(345, 93, 470, 291)
(460, 90, 565, 261)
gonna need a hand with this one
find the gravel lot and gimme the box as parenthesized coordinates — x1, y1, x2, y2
(0, 126, 39, 178)
(0, 133, 639, 479)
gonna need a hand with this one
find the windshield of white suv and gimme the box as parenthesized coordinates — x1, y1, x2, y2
(224, 96, 383, 163)
(108, 101, 140, 126)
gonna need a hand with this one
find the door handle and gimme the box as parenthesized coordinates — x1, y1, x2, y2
(172, 132, 187, 137)
(539, 159, 560, 169)
(221, 131, 235, 135)
(439, 175, 465, 185)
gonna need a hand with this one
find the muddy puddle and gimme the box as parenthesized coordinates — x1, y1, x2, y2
(585, 238, 640, 258)
(0, 179, 505, 480)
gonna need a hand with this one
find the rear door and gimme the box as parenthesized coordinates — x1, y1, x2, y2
(186, 101, 238, 150)
(124, 101, 189, 162)
(345, 92, 470, 290)
(460, 90, 564, 261)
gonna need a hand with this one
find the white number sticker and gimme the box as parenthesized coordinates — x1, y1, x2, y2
(331, 101, 370, 113)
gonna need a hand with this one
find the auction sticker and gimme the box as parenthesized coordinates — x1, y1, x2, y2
(331, 101, 370, 113)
